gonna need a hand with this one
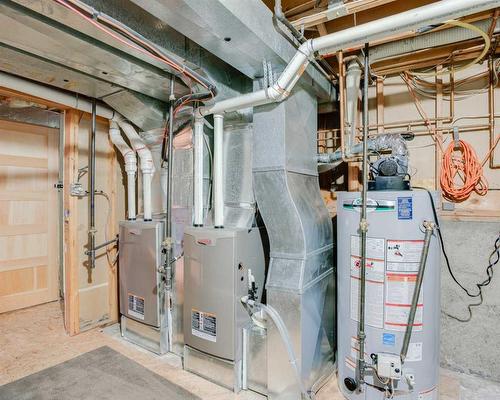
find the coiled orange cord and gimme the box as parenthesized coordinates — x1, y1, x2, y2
(440, 139, 488, 202)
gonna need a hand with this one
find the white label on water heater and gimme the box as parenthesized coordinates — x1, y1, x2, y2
(350, 236, 386, 329)
(351, 235, 385, 259)
(384, 273, 423, 331)
(406, 342, 423, 362)
(387, 240, 424, 263)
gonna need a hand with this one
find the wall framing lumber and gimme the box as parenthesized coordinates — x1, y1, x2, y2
(63, 110, 80, 336)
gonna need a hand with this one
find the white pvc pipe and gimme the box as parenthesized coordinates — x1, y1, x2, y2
(109, 120, 137, 220)
(126, 172, 136, 220)
(213, 114, 224, 228)
(113, 114, 155, 221)
(345, 61, 362, 157)
(0, 72, 114, 119)
(193, 115, 205, 226)
(198, 0, 499, 117)
(142, 172, 153, 222)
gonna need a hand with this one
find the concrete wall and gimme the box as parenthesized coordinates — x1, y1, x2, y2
(440, 220, 500, 382)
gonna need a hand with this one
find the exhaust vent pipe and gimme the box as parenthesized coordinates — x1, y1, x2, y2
(113, 114, 155, 221)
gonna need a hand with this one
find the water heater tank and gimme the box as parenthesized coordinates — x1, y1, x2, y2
(337, 190, 440, 400)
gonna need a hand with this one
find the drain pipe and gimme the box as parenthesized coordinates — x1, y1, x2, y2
(109, 121, 137, 220)
(213, 114, 224, 228)
(193, 114, 205, 226)
(113, 114, 155, 221)
(197, 0, 498, 118)
(356, 43, 370, 392)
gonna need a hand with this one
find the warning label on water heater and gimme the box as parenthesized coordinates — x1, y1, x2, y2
(350, 236, 385, 329)
(191, 309, 217, 342)
(384, 239, 424, 331)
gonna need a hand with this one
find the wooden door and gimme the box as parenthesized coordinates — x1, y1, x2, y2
(0, 120, 59, 313)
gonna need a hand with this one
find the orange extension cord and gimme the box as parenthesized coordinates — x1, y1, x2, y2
(402, 72, 500, 202)
(440, 139, 488, 202)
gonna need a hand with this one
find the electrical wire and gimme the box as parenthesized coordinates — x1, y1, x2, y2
(401, 72, 499, 201)
(440, 139, 488, 202)
(405, 59, 500, 101)
(414, 187, 500, 323)
(54, 0, 216, 97)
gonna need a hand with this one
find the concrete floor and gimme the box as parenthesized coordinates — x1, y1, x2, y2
(1, 302, 499, 399)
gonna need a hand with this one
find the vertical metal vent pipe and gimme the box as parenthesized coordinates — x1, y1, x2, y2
(213, 114, 224, 228)
(193, 115, 205, 226)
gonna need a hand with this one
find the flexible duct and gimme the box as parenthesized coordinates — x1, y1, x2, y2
(345, 61, 362, 157)
(109, 120, 137, 220)
(113, 114, 155, 221)
(197, 0, 499, 117)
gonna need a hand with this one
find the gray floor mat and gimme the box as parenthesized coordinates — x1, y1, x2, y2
(0, 346, 200, 400)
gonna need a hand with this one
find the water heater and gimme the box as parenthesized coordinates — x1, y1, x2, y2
(337, 190, 440, 400)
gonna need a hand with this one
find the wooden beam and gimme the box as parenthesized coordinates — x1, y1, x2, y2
(317, 22, 328, 36)
(290, 0, 400, 30)
(291, 0, 432, 30)
(63, 110, 80, 336)
(348, 162, 361, 191)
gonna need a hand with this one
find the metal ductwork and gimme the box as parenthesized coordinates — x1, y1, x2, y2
(223, 123, 256, 229)
(253, 87, 335, 399)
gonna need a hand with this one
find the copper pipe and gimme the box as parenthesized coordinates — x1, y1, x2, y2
(361, 124, 492, 137)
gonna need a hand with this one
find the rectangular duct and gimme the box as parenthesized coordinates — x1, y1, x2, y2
(253, 87, 335, 399)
